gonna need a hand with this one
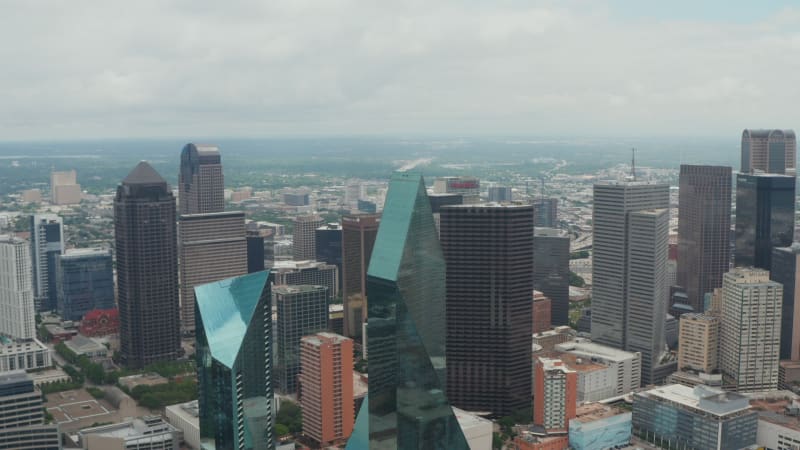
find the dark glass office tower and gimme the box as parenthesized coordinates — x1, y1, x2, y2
(246, 230, 266, 274)
(315, 223, 342, 288)
(196, 271, 274, 450)
(342, 214, 380, 338)
(274, 285, 329, 394)
(533, 198, 559, 228)
(770, 244, 800, 361)
(734, 174, 795, 271)
(441, 203, 534, 416)
(348, 172, 468, 449)
(677, 165, 732, 312)
(533, 228, 570, 326)
(115, 162, 180, 368)
(30, 214, 64, 312)
(179, 143, 224, 215)
(55, 249, 115, 321)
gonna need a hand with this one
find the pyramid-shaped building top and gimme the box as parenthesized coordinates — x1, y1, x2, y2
(195, 270, 270, 369)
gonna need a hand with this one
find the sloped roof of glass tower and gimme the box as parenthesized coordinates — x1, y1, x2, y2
(195, 270, 269, 369)
(367, 171, 426, 282)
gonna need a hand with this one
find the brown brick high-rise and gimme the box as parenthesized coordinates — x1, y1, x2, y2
(341, 214, 380, 338)
(441, 204, 534, 416)
(115, 162, 181, 368)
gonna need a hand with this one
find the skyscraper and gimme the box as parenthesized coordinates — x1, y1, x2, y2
(771, 244, 800, 361)
(677, 313, 719, 374)
(734, 173, 795, 271)
(29, 214, 63, 312)
(315, 222, 342, 287)
(299, 332, 354, 447)
(741, 129, 796, 175)
(195, 271, 274, 450)
(0, 236, 35, 341)
(433, 176, 480, 203)
(441, 203, 534, 416)
(274, 285, 329, 394)
(533, 227, 570, 326)
(592, 182, 671, 385)
(677, 165, 732, 312)
(719, 267, 782, 392)
(178, 143, 224, 215)
(349, 172, 468, 449)
(488, 186, 512, 202)
(246, 229, 266, 274)
(341, 214, 380, 338)
(115, 161, 180, 368)
(50, 169, 81, 205)
(292, 215, 324, 261)
(179, 211, 247, 334)
(533, 197, 559, 228)
(55, 248, 115, 321)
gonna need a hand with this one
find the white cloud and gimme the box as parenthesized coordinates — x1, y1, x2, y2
(0, 0, 798, 139)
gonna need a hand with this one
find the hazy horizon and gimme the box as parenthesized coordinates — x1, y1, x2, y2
(2, 1, 799, 140)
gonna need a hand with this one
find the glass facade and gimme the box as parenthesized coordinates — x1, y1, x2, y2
(274, 285, 329, 394)
(734, 174, 796, 271)
(196, 271, 274, 450)
(56, 250, 115, 321)
(348, 172, 468, 450)
(569, 412, 631, 450)
(632, 388, 757, 450)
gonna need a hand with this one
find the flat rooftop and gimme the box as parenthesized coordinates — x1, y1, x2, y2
(550, 351, 607, 373)
(555, 339, 639, 362)
(0, 338, 48, 354)
(574, 402, 629, 423)
(639, 384, 751, 416)
(748, 392, 800, 432)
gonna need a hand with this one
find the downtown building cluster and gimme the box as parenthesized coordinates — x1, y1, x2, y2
(2, 130, 800, 450)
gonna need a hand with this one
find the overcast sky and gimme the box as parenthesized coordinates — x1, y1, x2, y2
(2, 0, 799, 140)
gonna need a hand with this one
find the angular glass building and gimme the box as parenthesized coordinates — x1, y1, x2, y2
(348, 172, 468, 450)
(195, 271, 275, 450)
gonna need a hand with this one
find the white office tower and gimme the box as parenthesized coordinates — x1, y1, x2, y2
(0, 236, 35, 340)
(719, 267, 782, 392)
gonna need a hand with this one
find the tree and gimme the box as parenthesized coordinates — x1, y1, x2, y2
(275, 423, 290, 437)
(569, 271, 585, 287)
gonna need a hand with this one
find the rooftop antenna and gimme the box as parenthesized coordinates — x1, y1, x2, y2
(631, 148, 636, 181)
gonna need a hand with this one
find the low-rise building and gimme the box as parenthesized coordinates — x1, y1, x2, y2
(78, 416, 180, 450)
(632, 384, 757, 450)
(165, 400, 199, 450)
(748, 391, 800, 450)
(78, 308, 119, 337)
(553, 339, 641, 400)
(532, 326, 575, 353)
(64, 335, 108, 359)
(0, 338, 52, 372)
(568, 402, 632, 450)
(453, 407, 493, 450)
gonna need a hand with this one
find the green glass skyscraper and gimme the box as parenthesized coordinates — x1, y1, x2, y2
(196, 271, 274, 450)
(348, 172, 468, 450)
